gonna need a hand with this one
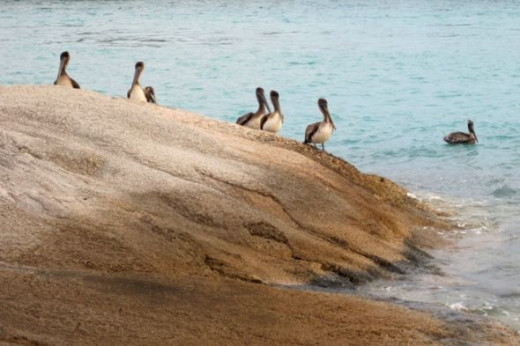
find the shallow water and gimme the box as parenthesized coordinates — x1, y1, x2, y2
(2, 0, 520, 331)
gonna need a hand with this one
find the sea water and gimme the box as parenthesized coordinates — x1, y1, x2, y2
(1, 0, 520, 330)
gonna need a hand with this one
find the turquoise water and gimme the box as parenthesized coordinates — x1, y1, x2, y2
(2, 0, 520, 330)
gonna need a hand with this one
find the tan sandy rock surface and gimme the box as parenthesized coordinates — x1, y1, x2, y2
(0, 85, 517, 345)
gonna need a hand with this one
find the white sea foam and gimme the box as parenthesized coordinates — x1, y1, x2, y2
(449, 302, 469, 312)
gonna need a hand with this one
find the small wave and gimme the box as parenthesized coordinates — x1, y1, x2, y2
(492, 185, 517, 198)
(498, 291, 520, 299)
(470, 302, 506, 317)
(449, 302, 469, 312)
(262, 31, 282, 36)
(412, 191, 447, 202)
(487, 178, 505, 185)
(406, 192, 417, 199)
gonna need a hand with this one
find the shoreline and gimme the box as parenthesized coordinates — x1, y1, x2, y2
(361, 190, 520, 334)
(0, 85, 518, 345)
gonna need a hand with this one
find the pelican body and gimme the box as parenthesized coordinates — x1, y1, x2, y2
(304, 98, 336, 150)
(127, 61, 156, 103)
(54, 51, 80, 89)
(444, 120, 478, 144)
(260, 90, 284, 133)
(236, 87, 272, 129)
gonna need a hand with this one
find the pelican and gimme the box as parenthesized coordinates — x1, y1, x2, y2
(54, 51, 80, 89)
(127, 61, 156, 103)
(260, 90, 284, 133)
(144, 86, 157, 104)
(444, 119, 478, 144)
(236, 87, 271, 129)
(303, 98, 336, 150)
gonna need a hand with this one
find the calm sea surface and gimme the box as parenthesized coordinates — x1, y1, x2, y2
(2, 0, 520, 330)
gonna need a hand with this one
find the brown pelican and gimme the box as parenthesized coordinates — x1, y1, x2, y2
(260, 90, 284, 133)
(54, 51, 80, 89)
(303, 98, 336, 150)
(444, 120, 478, 144)
(127, 61, 156, 103)
(236, 87, 271, 129)
(144, 86, 157, 104)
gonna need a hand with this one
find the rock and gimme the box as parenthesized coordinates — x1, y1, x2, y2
(0, 85, 517, 345)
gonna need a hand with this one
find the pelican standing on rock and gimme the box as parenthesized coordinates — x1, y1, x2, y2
(54, 51, 80, 89)
(304, 98, 336, 150)
(260, 90, 284, 133)
(127, 61, 156, 103)
(236, 87, 271, 129)
(144, 86, 157, 104)
(444, 119, 478, 144)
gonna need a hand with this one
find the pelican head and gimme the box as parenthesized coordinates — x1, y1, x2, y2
(131, 61, 145, 87)
(318, 98, 336, 131)
(318, 98, 328, 110)
(270, 90, 280, 110)
(256, 87, 271, 114)
(144, 86, 157, 103)
(468, 119, 477, 142)
(58, 51, 70, 73)
(60, 51, 70, 62)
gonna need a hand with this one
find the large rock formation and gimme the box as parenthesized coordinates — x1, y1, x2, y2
(0, 86, 517, 345)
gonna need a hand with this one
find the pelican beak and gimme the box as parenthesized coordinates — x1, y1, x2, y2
(59, 58, 66, 71)
(56, 58, 66, 81)
(321, 102, 336, 130)
(261, 93, 272, 114)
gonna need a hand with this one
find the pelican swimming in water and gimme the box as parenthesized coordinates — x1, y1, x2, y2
(304, 98, 336, 150)
(260, 90, 284, 133)
(444, 119, 478, 144)
(54, 51, 80, 89)
(127, 61, 156, 103)
(236, 87, 271, 129)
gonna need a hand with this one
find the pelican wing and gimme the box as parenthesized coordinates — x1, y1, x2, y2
(71, 78, 80, 89)
(236, 112, 254, 126)
(260, 113, 269, 130)
(443, 132, 470, 144)
(304, 122, 320, 143)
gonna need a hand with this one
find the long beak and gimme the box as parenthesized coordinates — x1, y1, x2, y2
(271, 95, 281, 112)
(329, 115, 336, 131)
(261, 93, 272, 113)
(133, 67, 142, 86)
(321, 103, 336, 130)
(56, 58, 66, 80)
